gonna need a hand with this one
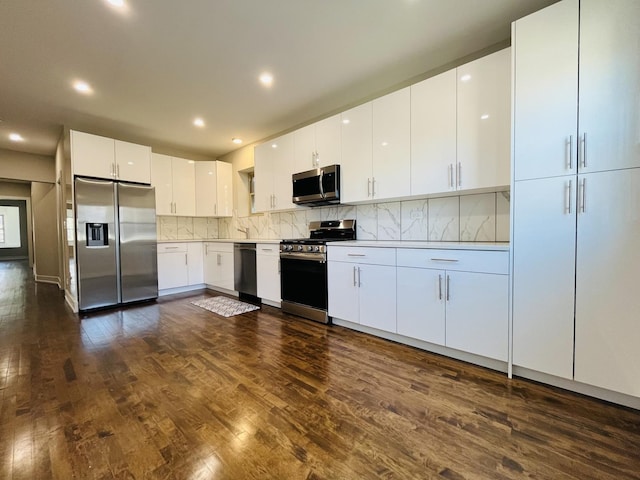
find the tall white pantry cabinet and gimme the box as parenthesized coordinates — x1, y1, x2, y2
(511, 0, 640, 398)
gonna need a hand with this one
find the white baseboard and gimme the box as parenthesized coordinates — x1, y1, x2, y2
(158, 284, 206, 297)
(35, 274, 62, 288)
(65, 292, 78, 313)
(261, 299, 281, 308)
(205, 285, 238, 297)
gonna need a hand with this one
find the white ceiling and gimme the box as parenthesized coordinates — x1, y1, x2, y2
(0, 0, 557, 159)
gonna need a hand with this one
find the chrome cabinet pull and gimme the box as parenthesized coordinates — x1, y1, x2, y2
(438, 274, 442, 300)
(217, 253, 221, 266)
(457, 162, 462, 187)
(367, 178, 372, 197)
(215, 204, 218, 215)
(185, 253, 188, 265)
(446, 275, 450, 301)
(448, 164, 453, 188)
(430, 258, 459, 262)
(579, 178, 586, 213)
(565, 180, 573, 214)
(205, 244, 209, 255)
(347, 253, 366, 257)
(315, 151, 320, 166)
(278, 259, 281, 274)
(353, 266, 357, 286)
(165, 246, 179, 249)
(566, 135, 574, 170)
(357, 267, 362, 287)
(116, 163, 120, 178)
(372, 178, 376, 197)
(579, 133, 587, 169)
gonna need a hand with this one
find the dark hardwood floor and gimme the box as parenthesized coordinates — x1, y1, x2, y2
(1, 260, 639, 479)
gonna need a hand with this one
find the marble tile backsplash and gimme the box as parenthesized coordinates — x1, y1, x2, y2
(157, 191, 510, 242)
(209, 190, 510, 242)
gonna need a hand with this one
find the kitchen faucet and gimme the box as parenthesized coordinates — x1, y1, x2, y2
(237, 227, 249, 239)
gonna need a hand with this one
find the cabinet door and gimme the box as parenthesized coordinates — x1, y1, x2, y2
(151, 153, 174, 216)
(215, 161, 233, 217)
(187, 242, 204, 285)
(513, 0, 579, 181)
(341, 102, 373, 203)
(512, 176, 576, 379)
(257, 247, 281, 302)
(372, 87, 411, 200)
(327, 261, 359, 323)
(195, 161, 217, 217)
(115, 140, 151, 184)
(314, 114, 341, 168)
(445, 271, 508, 361)
(575, 168, 640, 397)
(254, 142, 274, 213)
(578, 0, 640, 173)
(203, 243, 217, 285)
(457, 48, 511, 191)
(171, 158, 196, 216)
(157, 252, 189, 290)
(410, 70, 457, 195)
(397, 267, 446, 345)
(71, 130, 114, 179)
(293, 123, 317, 172)
(219, 251, 235, 291)
(358, 264, 397, 333)
(271, 132, 295, 211)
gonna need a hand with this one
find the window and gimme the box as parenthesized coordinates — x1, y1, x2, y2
(0, 214, 4, 243)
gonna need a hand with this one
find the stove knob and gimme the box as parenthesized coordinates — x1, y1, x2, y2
(297, 245, 304, 252)
(313, 246, 320, 252)
(307, 245, 314, 252)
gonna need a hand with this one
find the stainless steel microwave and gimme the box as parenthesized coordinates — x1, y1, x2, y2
(292, 164, 340, 206)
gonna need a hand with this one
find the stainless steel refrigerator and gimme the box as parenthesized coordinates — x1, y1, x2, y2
(75, 177, 158, 311)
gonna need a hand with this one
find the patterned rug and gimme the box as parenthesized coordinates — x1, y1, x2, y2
(191, 296, 260, 317)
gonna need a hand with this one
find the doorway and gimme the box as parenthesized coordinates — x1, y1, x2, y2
(0, 199, 29, 260)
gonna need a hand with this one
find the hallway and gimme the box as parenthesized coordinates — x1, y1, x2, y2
(1, 260, 639, 480)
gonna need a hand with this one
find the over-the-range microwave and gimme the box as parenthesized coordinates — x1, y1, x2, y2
(292, 164, 340, 206)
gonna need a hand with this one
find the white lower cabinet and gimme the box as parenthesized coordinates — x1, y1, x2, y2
(157, 242, 203, 291)
(328, 247, 396, 332)
(204, 242, 234, 291)
(256, 244, 280, 303)
(396, 249, 509, 361)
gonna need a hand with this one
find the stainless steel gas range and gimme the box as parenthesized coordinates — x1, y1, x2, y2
(280, 220, 356, 324)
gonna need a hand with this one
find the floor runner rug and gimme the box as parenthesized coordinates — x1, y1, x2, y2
(191, 296, 260, 317)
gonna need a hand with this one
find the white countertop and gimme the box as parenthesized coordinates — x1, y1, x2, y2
(157, 238, 281, 244)
(327, 240, 510, 251)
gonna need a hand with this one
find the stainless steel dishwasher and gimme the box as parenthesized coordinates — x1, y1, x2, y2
(234, 243, 257, 299)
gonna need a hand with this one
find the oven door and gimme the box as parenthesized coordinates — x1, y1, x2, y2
(280, 255, 327, 311)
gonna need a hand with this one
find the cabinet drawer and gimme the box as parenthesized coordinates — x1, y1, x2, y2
(256, 244, 280, 257)
(328, 246, 396, 266)
(158, 243, 187, 254)
(396, 248, 508, 274)
(204, 242, 234, 253)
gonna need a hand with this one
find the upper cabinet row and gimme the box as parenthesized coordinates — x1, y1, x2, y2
(254, 48, 511, 212)
(151, 153, 232, 217)
(71, 130, 152, 184)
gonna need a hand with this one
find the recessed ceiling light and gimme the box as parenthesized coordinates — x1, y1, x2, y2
(9, 133, 25, 142)
(232, 138, 243, 145)
(259, 72, 273, 87)
(480, 114, 490, 120)
(271, 143, 278, 149)
(107, 0, 125, 7)
(73, 80, 93, 94)
(342, 119, 350, 125)
(460, 74, 472, 82)
(381, 141, 389, 147)
(193, 117, 205, 128)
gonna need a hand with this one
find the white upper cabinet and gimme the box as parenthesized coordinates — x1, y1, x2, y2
(578, 0, 640, 173)
(410, 69, 457, 195)
(340, 102, 373, 203)
(457, 48, 511, 191)
(151, 153, 196, 216)
(372, 87, 411, 200)
(71, 130, 151, 184)
(293, 114, 341, 172)
(195, 161, 233, 217)
(513, 0, 579, 181)
(254, 133, 294, 212)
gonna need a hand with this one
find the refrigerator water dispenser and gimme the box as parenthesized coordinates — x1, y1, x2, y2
(86, 223, 108, 247)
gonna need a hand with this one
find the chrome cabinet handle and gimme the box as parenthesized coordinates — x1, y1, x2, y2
(448, 164, 453, 188)
(165, 246, 179, 249)
(430, 258, 459, 262)
(116, 163, 120, 178)
(357, 267, 362, 287)
(353, 266, 357, 286)
(215, 204, 218, 215)
(565, 180, 572, 214)
(372, 178, 376, 197)
(446, 275, 450, 301)
(457, 162, 462, 187)
(579, 133, 587, 169)
(185, 253, 188, 265)
(566, 135, 574, 170)
(205, 244, 208, 255)
(579, 178, 586, 213)
(438, 274, 442, 300)
(367, 178, 371, 197)
(278, 259, 281, 274)
(217, 253, 221, 266)
(315, 151, 320, 166)
(347, 253, 366, 257)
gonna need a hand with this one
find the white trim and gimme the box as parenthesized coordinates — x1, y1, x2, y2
(65, 291, 78, 313)
(205, 285, 238, 297)
(261, 299, 281, 308)
(158, 284, 205, 297)
(35, 274, 62, 288)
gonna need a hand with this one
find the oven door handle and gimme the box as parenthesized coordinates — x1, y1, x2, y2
(280, 252, 326, 262)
